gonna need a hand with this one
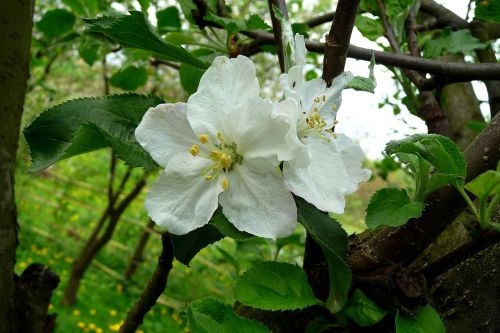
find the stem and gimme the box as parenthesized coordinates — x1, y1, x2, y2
(120, 233, 174, 333)
(485, 194, 500, 226)
(456, 186, 480, 222)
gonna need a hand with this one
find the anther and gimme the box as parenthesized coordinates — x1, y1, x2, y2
(190, 145, 200, 156)
(198, 134, 209, 144)
(332, 104, 337, 110)
(204, 175, 213, 181)
(222, 178, 229, 190)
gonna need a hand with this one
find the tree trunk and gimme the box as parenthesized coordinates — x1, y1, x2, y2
(0, 1, 60, 332)
(0, 1, 34, 327)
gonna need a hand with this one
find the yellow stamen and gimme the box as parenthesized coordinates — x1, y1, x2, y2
(314, 97, 320, 103)
(333, 133, 337, 139)
(332, 104, 337, 110)
(322, 95, 326, 102)
(190, 144, 200, 156)
(204, 175, 213, 181)
(220, 154, 232, 168)
(210, 150, 222, 159)
(222, 178, 229, 190)
(333, 120, 339, 125)
(198, 134, 209, 144)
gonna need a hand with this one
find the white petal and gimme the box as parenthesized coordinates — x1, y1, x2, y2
(219, 163, 297, 239)
(283, 136, 369, 213)
(280, 65, 304, 102)
(294, 34, 307, 67)
(135, 103, 196, 168)
(330, 134, 371, 194)
(221, 97, 304, 163)
(145, 153, 223, 235)
(318, 71, 354, 127)
(187, 55, 260, 137)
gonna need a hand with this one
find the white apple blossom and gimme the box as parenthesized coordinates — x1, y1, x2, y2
(279, 34, 371, 213)
(135, 56, 302, 239)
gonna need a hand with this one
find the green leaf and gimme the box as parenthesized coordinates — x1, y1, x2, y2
(355, 15, 383, 41)
(341, 289, 387, 327)
(234, 262, 319, 311)
(395, 305, 445, 333)
(366, 188, 425, 229)
(110, 66, 148, 91)
(178, 0, 198, 24)
(23, 94, 162, 172)
(78, 38, 100, 66)
(84, 11, 208, 69)
(204, 12, 246, 34)
(475, 0, 500, 22)
(138, 0, 150, 12)
(157, 6, 182, 33)
(386, 134, 466, 180)
(347, 53, 376, 93)
(171, 224, 224, 265)
(246, 15, 271, 30)
(210, 214, 253, 240)
(465, 169, 500, 200)
(304, 316, 336, 333)
(292, 23, 310, 38)
(164, 32, 199, 45)
(187, 298, 271, 333)
(466, 121, 487, 133)
(296, 198, 351, 312)
(63, 0, 87, 16)
(179, 64, 205, 95)
(423, 28, 487, 58)
(37, 9, 76, 38)
(347, 76, 375, 93)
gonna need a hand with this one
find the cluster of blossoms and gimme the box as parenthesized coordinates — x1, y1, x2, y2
(135, 35, 371, 239)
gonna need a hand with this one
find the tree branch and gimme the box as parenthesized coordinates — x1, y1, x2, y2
(304, 11, 335, 28)
(322, 0, 360, 85)
(420, 0, 469, 30)
(120, 233, 174, 333)
(422, 229, 500, 279)
(267, 0, 289, 73)
(348, 111, 500, 274)
(242, 30, 500, 82)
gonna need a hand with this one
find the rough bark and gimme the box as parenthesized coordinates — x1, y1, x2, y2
(1, 0, 33, 331)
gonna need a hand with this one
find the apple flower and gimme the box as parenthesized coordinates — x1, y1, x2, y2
(279, 34, 371, 213)
(135, 56, 302, 239)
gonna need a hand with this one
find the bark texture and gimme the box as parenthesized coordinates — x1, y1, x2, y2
(0, 0, 34, 331)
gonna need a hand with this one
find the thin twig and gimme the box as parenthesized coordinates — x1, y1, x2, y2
(242, 30, 500, 82)
(119, 233, 174, 333)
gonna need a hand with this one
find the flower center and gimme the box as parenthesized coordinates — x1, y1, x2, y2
(297, 95, 338, 142)
(189, 132, 242, 190)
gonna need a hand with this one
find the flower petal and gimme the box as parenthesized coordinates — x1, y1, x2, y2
(293, 33, 307, 67)
(219, 163, 297, 239)
(221, 97, 305, 164)
(135, 103, 196, 168)
(283, 136, 369, 213)
(317, 71, 354, 127)
(145, 153, 223, 235)
(187, 55, 260, 137)
(330, 134, 372, 194)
